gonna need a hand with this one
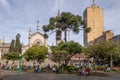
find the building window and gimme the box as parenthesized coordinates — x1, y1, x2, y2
(36, 41, 40, 45)
(1, 49, 3, 53)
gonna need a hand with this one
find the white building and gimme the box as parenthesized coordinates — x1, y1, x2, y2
(22, 21, 55, 67)
(22, 21, 49, 54)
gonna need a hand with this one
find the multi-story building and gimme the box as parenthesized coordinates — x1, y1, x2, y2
(0, 40, 10, 58)
(94, 30, 114, 43)
(112, 35, 120, 44)
(83, 2, 104, 46)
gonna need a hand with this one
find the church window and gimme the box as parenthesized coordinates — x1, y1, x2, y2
(36, 41, 40, 45)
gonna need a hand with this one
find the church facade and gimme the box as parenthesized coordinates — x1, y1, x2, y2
(21, 21, 55, 67)
(22, 21, 50, 54)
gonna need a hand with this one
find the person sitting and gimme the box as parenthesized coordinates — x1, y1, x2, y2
(34, 66, 37, 73)
(34, 65, 41, 73)
(52, 65, 56, 73)
(23, 65, 27, 71)
(46, 64, 50, 71)
(84, 67, 89, 76)
(106, 67, 110, 72)
(36, 65, 41, 73)
(78, 67, 83, 76)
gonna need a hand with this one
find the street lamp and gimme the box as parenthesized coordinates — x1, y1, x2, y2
(18, 53, 22, 73)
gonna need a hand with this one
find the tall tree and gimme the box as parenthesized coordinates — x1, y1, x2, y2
(15, 34, 22, 53)
(60, 12, 82, 42)
(9, 39, 15, 52)
(42, 12, 84, 43)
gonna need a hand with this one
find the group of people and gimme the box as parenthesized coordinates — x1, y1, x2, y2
(78, 66, 90, 76)
(34, 64, 57, 73)
(103, 64, 110, 72)
(34, 65, 41, 73)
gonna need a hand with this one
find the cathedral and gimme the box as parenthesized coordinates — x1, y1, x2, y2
(0, 21, 51, 59)
(22, 21, 50, 54)
(21, 21, 54, 66)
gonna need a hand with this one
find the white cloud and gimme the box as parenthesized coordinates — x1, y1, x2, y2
(0, 0, 9, 7)
(0, 0, 11, 13)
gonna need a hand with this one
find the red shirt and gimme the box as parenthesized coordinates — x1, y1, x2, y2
(85, 68, 89, 72)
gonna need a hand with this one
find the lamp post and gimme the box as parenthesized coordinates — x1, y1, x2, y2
(18, 53, 22, 73)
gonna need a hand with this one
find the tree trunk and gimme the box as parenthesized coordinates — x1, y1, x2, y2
(12, 60, 15, 65)
(110, 55, 113, 70)
(59, 60, 61, 67)
(64, 28, 67, 42)
(65, 59, 69, 66)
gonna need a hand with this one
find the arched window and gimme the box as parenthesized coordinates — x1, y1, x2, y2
(36, 41, 40, 45)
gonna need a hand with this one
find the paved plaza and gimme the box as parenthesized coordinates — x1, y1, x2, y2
(1, 70, 120, 80)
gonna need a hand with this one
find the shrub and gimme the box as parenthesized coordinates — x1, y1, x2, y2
(95, 66, 104, 71)
(66, 65, 76, 72)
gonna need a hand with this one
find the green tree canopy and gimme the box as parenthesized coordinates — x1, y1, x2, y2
(15, 34, 22, 53)
(59, 41, 82, 56)
(2, 52, 19, 60)
(52, 51, 69, 64)
(24, 45, 48, 64)
(42, 12, 83, 42)
(51, 41, 83, 65)
(85, 40, 120, 68)
(2, 52, 19, 65)
(9, 39, 15, 52)
(9, 34, 22, 53)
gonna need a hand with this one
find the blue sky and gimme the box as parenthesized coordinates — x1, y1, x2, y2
(0, 0, 120, 46)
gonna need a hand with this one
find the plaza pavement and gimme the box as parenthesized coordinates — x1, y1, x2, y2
(1, 70, 120, 80)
